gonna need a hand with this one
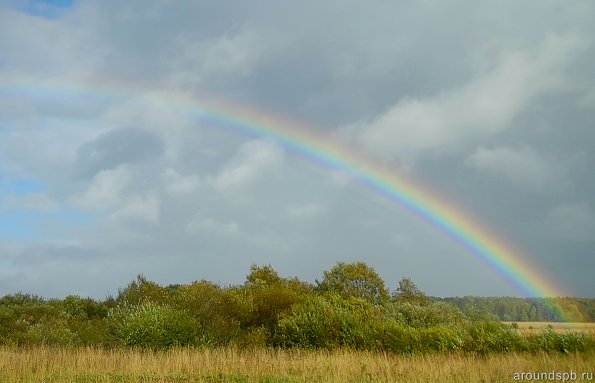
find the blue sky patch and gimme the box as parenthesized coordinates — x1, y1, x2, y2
(10, 0, 75, 19)
(1, 176, 44, 196)
(0, 212, 38, 242)
(0, 207, 96, 243)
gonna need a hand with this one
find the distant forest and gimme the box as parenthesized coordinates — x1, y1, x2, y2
(435, 296, 595, 322)
(1, 262, 594, 353)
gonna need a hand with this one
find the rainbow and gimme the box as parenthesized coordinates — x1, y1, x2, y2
(1, 75, 571, 313)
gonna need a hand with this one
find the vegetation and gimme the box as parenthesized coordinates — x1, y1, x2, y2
(437, 296, 595, 322)
(1, 347, 594, 383)
(0, 262, 594, 355)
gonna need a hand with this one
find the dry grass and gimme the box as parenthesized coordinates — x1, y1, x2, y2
(503, 322, 595, 334)
(0, 346, 594, 383)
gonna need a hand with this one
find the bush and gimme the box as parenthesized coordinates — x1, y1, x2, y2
(274, 294, 383, 350)
(383, 301, 466, 328)
(107, 301, 198, 349)
(377, 320, 421, 354)
(317, 262, 389, 303)
(527, 330, 592, 354)
(419, 326, 465, 353)
(463, 321, 526, 354)
(117, 275, 169, 305)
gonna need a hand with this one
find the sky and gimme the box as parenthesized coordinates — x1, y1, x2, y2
(0, 0, 594, 299)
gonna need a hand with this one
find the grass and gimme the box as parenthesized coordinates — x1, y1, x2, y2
(0, 346, 594, 382)
(503, 322, 595, 334)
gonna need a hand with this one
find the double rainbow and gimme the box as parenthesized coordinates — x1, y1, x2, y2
(1, 75, 569, 310)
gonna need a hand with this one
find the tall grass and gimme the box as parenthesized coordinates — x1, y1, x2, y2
(0, 346, 594, 382)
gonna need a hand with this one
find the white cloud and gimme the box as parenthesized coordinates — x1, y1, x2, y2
(162, 168, 201, 196)
(343, 34, 586, 162)
(547, 202, 595, 242)
(165, 25, 268, 87)
(1, 1, 594, 297)
(72, 165, 131, 210)
(210, 139, 284, 191)
(0, 7, 108, 75)
(465, 146, 554, 190)
(111, 194, 160, 224)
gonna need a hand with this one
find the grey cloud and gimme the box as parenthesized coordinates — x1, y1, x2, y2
(75, 127, 164, 177)
(1, 1, 594, 298)
(546, 202, 595, 243)
(464, 145, 560, 192)
(342, 34, 587, 163)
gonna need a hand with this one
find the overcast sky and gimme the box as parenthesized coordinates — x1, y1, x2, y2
(1, 0, 594, 299)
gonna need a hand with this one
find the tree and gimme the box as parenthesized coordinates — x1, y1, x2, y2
(393, 277, 430, 306)
(243, 264, 313, 337)
(245, 264, 283, 287)
(117, 275, 168, 305)
(316, 261, 389, 303)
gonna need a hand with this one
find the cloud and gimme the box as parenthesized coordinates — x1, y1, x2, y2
(579, 87, 595, 109)
(286, 203, 327, 219)
(111, 194, 160, 224)
(547, 202, 595, 242)
(72, 165, 131, 210)
(0, 6, 107, 75)
(465, 146, 555, 191)
(162, 168, 201, 196)
(165, 25, 267, 87)
(185, 217, 241, 238)
(0, 192, 59, 213)
(342, 34, 586, 162)
(75, 127, 164, 177)
(209, 139, 285, 192)
(1, 1, 594, 298)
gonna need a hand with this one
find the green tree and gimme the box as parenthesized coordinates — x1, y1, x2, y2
(316, 261, 389, 303)
(244, 265, 314, 339)
(117, 275, 168, 305)
(245, 264, 283, 287)
(107, 301, 198, 349)
(393, 277, 430, 306)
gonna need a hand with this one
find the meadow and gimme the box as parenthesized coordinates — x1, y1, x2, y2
(504, 322, 595, 334)
(1, 346, 594, 383)
(2, 265, 595, 381)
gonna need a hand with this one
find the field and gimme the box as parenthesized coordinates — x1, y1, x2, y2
(503, 322, 595, 334)
(1, 347, 594, 383)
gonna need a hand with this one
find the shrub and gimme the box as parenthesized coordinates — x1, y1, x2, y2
(383, 301, 466, 328)
(527, 330, 593, 354)
(419, 326, 465, 353)
(117, 275, 169, 305)
(463, 321, 526, 354)
(274, 294, 383, 350)
(107, 301, 198, 349)
(377, 320, 421, 354)
(316, 262, 389, 303)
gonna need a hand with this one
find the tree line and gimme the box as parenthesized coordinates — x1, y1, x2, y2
(0, 262, 593, 353)
(436, 296, 595, 322)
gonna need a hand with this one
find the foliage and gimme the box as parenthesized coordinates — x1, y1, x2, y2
(107, 301, 198, 349)
(393, 277, 430, 306)
(117, 275, 169, 305)
(437, 296, 595, 322)
(383, 301, 466, 328)
(1, 263, 594, 354)
(274, 294, 383, 350)
(245, 264, 283, 286)
(316, 262, 389, 303)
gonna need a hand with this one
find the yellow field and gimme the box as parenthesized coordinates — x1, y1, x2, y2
(0, 347, 594, 383)
(503, 322, 595, 334)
